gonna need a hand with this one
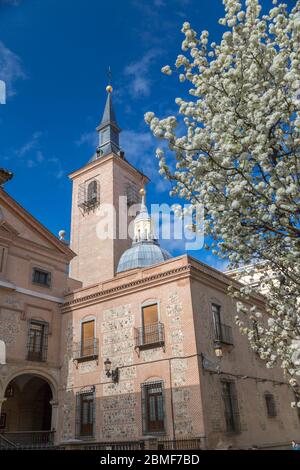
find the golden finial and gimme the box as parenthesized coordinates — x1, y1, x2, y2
(139, 187, 146, 196)
(106, 85, 113, 93)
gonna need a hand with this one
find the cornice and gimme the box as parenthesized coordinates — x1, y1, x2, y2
(0, 188, 75, 260)
(69, 152, 149, 183)
(189, 262, 265, 308)
(61, 264, 191, 312)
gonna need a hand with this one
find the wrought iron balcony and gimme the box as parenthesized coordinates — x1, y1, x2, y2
(214, 322, 233, 345)
(134, 322, 165, 351)
(73, 338, 99, 362)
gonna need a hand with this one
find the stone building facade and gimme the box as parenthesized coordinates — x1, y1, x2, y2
(0, 187, 81, 442)
(0, 88, 299, 450)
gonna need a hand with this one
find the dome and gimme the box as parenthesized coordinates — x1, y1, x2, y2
(117, 185, 172, 273)
(117, 240, 171, 273)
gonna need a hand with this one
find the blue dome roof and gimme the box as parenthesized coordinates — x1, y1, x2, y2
(117, 240, 172, 273)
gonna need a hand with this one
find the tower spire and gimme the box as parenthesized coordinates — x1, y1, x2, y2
(94, 70, 121, 160)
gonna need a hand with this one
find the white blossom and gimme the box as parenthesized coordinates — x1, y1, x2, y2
(145, 0, 300, 403)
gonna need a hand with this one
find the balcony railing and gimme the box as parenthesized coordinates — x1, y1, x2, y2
(134, 322, 165, 351)
(27, 347, 47, 362)
(214, 322, 233, 345)
(1, 431, 55, 449)
(158, 437, 206, 450)
(73, 338, 99, 361)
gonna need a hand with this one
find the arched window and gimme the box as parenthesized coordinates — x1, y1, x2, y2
(78, 180, 100, 210)
(87, 180, 98, 204)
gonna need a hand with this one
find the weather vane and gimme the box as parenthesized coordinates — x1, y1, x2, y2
(106, 66, 113, 93)
(108, 66, 112, 84)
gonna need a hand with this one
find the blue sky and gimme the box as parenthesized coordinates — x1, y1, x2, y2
(0, 0, 283, 270)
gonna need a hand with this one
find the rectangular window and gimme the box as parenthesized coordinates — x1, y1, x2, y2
(141, 381, 165, 434)
(32, 268, 51, 287)
(212, 303, 233, 345)
(126, 183, 139, 206)
(75, 389, 95, 438)
(0, 246, 7, 273)
(265, 393, 277, 417)
(221, 380, 241, 433)
(27, 320, 48, 362)
(212, 303, 222, 339)
(81, 320, 95, 357)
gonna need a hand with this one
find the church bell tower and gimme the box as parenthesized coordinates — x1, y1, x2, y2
(69, 83, 148, 286)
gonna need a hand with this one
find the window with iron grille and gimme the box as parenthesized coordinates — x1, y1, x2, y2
(265, 393, 277, 417)
(212, 303, 233, 345)
(141, 381, 165, 434)
(221, 380, 241, 433)
(27, 320, 49, 362)
(126, 183, 139, 207)
(75, 387, 95, 438)
(78, 179, 100, 211)
(32, 268, 51, 287)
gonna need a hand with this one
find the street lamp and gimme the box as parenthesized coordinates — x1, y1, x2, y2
(104, 358, 119, 383)
(214, 340, 223, 358)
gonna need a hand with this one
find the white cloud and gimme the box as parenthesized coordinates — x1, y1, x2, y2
(121, 129, 171, 193)
(121, 130, 153, 160)
(48, 156, 64, 179)
(12, 132, 64, 179)
(201, 254, 229, 272)
(124, 49, 162, 99)
(0, 41, 26, 97)
(16, 131, 42, 157)
(75, 131, 97, 148)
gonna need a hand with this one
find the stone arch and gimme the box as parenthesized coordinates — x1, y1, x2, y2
(2, 368, 58, 402)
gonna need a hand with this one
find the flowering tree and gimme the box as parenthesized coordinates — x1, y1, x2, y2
(145, 0, 300, 405)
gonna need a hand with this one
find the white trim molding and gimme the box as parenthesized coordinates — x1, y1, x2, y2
(0, 279, 64, 304)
